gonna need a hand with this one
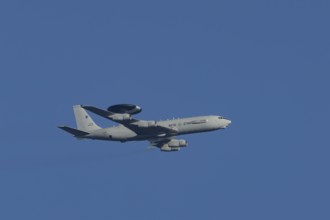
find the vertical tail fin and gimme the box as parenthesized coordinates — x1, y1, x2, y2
(73, 105, 101, 132)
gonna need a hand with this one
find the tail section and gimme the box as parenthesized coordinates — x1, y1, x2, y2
(58, 126, 89, 137)
(73, 105, 101, 132)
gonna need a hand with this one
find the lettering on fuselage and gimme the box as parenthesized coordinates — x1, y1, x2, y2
(169, 119, 208, 127)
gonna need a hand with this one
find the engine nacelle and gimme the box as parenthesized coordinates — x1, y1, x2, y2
(110, 113, 131, 121)
(168, 139, 188, 148)
(137, 120, 157, 128)
(160, 144, 180, 152)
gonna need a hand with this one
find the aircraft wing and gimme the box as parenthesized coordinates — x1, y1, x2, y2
(149, 137, 188, 152)
(81, 105, 110, 118)
(123, 123, 178, 136)
(82, 105, 178, 136)
(82, 105, 139, 123)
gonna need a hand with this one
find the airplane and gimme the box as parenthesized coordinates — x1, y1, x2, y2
(58, 104, 231, 152)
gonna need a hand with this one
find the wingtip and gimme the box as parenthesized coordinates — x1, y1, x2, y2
(73, 104, 85, 108)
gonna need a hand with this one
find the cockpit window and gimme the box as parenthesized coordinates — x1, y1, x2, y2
(218, 116, 224, 119)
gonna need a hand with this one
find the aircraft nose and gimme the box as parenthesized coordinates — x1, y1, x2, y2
(225, 119, 232, 127)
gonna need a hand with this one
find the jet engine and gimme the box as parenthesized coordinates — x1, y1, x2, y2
(107, 104, 142, 115)
(137, 120, 157, 128)
(160, 145, 180, 152)
(168, 139, 188, 147)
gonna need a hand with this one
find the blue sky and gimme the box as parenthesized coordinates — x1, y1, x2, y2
(0, 0, 329, 219)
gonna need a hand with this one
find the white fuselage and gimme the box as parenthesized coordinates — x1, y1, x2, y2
(86, 116, 231, 142)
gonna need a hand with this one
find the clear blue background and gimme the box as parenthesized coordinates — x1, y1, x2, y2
(1, 0, 329, 219)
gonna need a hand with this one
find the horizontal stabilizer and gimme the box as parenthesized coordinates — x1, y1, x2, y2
(58, 126, 89, 137)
